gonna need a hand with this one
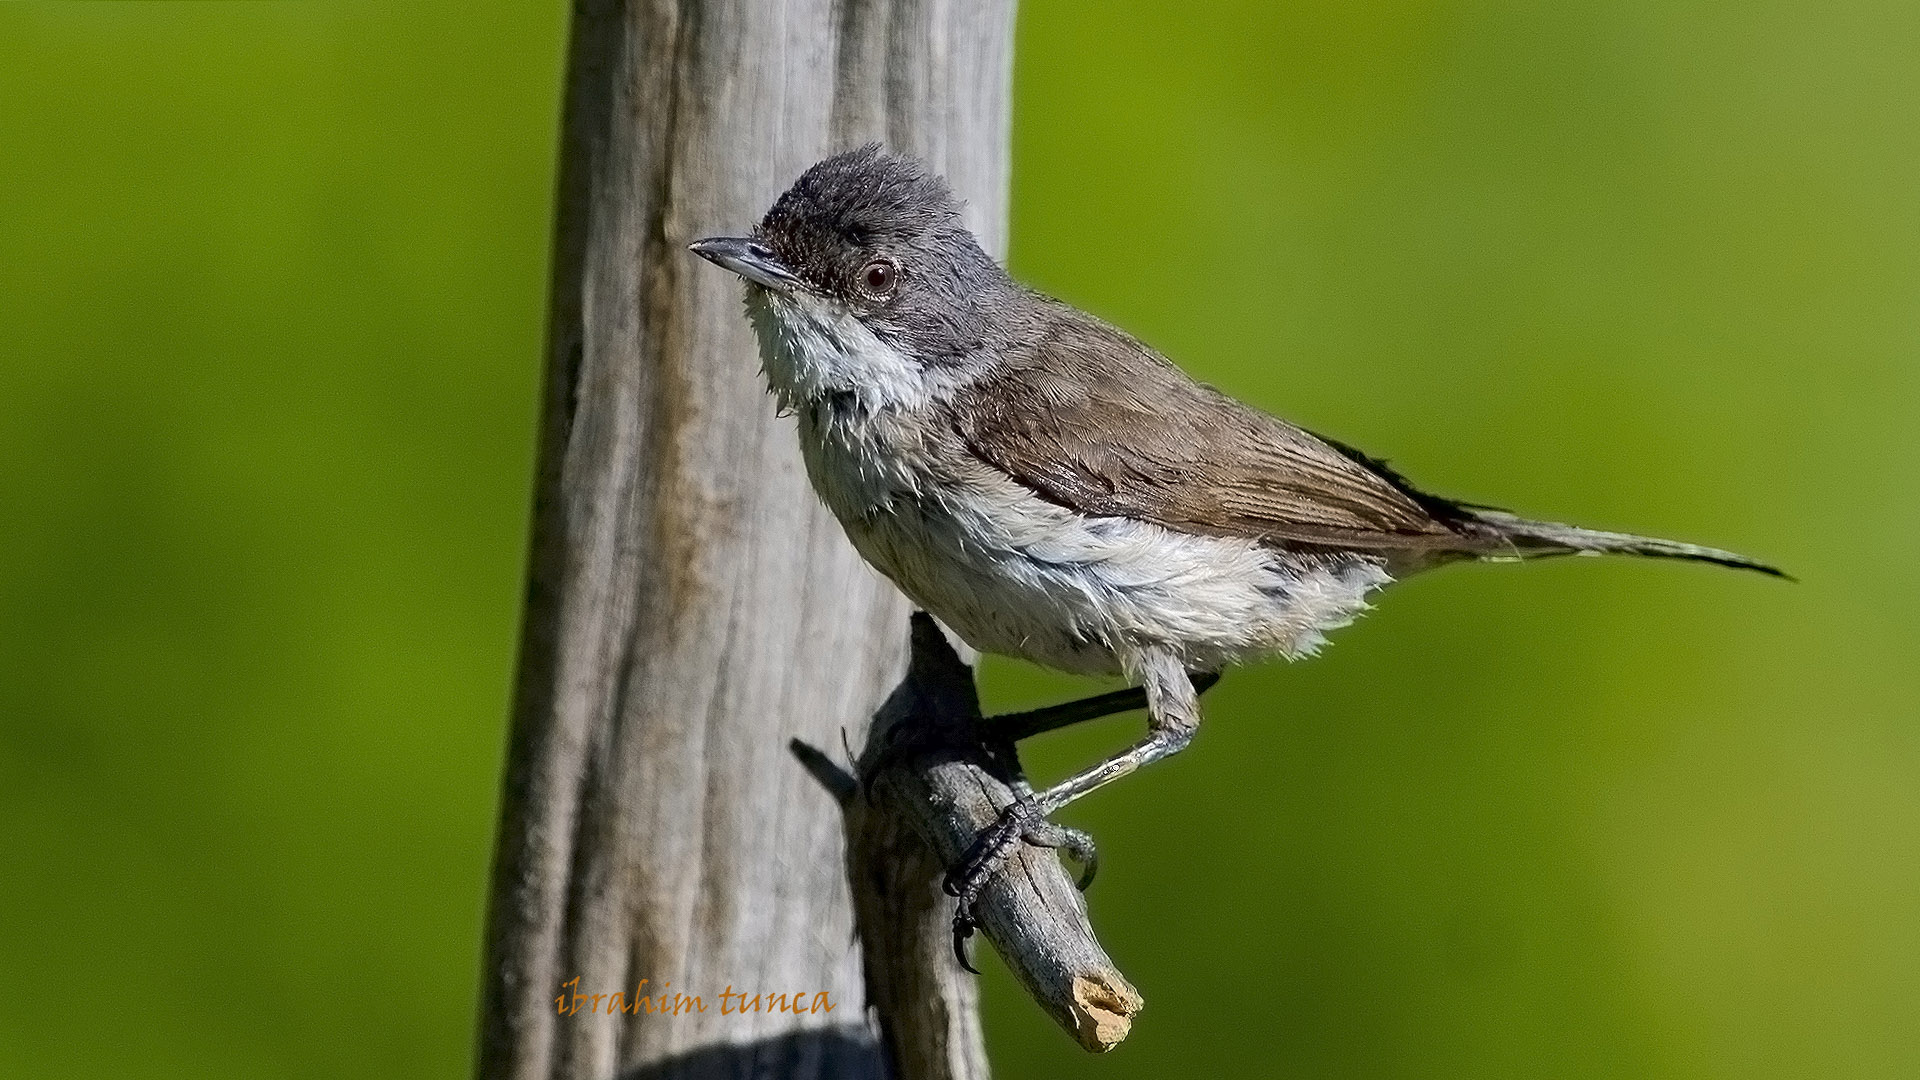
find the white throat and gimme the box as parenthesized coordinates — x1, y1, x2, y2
(745, 288, 928, 416)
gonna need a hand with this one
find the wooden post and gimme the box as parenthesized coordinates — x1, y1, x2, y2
(476, 2, 1022, 1078)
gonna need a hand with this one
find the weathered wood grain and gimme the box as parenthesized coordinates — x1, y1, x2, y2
(476, 2, 1019, 1079)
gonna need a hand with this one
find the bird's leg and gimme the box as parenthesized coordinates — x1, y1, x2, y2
(866, 668, 1215, 804)
(1027, 649, 1205, 815)
(945, 651, 1207, 968)
(990, 671, 1220, 743)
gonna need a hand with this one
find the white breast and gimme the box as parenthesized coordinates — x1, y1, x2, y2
(746, 285, 1392, 675)
(797, 400, 1391, 676)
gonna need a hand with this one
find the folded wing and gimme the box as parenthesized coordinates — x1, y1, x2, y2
(948, 308, 1481, 553)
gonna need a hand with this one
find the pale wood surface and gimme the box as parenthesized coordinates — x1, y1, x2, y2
(476, 2, 1020, 1079)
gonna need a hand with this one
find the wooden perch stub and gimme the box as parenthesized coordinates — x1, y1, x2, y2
(797, 614, 1141, 1067)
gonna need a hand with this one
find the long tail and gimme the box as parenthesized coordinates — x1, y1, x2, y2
(1460, 509, 1790, 579)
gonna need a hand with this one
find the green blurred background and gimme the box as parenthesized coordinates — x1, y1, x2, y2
(1, 2, 1913, 1077)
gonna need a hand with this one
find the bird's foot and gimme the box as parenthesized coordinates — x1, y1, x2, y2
(943, 794, 1098, 972)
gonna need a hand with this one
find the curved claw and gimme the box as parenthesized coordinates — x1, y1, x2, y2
(952, 912, 981, 973)
(1053, 825, 1098, 892)
(1075, 859, 1097, 892)
(1019, 817, 1098, 892)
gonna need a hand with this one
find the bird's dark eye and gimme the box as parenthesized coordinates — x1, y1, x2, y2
(858, 259, 897, 296)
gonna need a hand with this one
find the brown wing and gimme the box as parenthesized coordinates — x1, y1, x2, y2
(949, 308, 1479, 552)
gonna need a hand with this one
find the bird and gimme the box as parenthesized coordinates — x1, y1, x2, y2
(689, 144, 1783, 954)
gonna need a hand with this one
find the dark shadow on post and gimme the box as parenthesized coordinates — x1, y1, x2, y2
(617, 1030, 882, 1080)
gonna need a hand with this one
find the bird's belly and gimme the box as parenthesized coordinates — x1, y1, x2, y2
(804, 423, 1391, 674)
(843, 498, 1137, 675)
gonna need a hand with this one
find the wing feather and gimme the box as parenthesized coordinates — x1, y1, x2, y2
(948, 309, 1479, 553)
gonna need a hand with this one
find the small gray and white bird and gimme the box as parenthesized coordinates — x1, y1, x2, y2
(691, 145, 1781, 928)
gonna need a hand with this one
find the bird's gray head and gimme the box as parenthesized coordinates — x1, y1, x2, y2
(689, 146, 1020, 409)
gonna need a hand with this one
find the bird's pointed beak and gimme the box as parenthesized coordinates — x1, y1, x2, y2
(687, 236, 803, 293)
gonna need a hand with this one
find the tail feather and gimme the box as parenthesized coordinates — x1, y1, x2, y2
(1462, 510, 1790, 579)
